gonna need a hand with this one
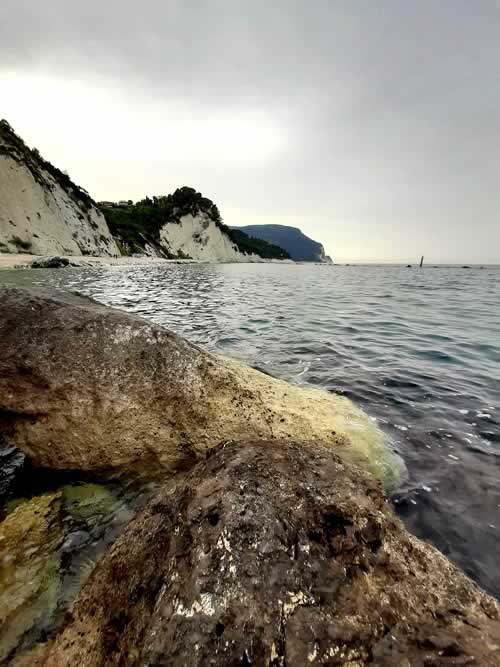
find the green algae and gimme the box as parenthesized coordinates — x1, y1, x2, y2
(62, 482, 134, 525)
(0, 482, 139, 661)
(0, 492, 62, 662)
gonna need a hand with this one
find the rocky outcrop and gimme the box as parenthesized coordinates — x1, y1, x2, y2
(159, 213, 263, 262)
(0, 120, 119, 257)
(234, 224, 333, 263)
(41, 440, 500, 666)
(0, 288, 401, 488)
(101, 187, 290, 261)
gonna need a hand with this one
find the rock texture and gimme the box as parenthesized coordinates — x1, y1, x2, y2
(160, 213, 263, 262)
(0, 438, 25, 500)
(0, 288, 401, 488)
(41, 441, 500, 666)
(0, 120, 119, 257)
(0, 493, 62, 662)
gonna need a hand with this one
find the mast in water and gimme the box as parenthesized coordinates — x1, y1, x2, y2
(420, 255, 424, 267)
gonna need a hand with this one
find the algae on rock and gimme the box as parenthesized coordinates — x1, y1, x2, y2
(0, 493, 62, 662)
(62, 483, 134, 525)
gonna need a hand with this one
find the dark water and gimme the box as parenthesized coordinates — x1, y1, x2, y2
(1, 263, 499, 598)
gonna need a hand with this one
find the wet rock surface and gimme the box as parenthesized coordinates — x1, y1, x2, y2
(0, 287, 401, 487)
(0, 478, 150, 663)
(0, 493, 63, 662)
(43, 440, 500, 666)
(0, 438, 25, 501)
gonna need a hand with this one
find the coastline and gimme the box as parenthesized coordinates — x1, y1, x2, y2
(0, 254, 299, 269)
(0, 253, 198, 270)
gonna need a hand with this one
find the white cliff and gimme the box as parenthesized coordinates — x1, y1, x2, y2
(159, 213, 264, 262)
(0, 121, 118, 257)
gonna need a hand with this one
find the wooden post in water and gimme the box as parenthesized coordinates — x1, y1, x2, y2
(420, 255, 424, 267)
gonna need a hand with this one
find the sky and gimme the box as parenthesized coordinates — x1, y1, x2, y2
(1, 1, 499, 263)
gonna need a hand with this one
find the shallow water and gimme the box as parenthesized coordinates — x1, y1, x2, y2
(1, 262, 499, 599)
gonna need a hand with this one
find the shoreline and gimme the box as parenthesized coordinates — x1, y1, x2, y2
(0, 253, 198, 270)
(0, 254, 300, 270)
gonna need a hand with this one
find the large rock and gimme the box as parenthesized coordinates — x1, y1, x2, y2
(0, 288, 401, 487)
(42, 441, 500, 666)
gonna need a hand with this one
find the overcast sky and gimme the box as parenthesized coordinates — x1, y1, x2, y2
(1, 1, 499, 263)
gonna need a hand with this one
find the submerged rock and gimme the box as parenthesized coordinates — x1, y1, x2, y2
(61, 483, 133, 526)
(0, 288, 402, 488)
(42, 440, 500, 666)
(0, 493, 62, 662)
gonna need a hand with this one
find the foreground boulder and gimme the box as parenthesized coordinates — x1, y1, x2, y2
(41, 441, 500, 666)
(0, 288, 401, 487)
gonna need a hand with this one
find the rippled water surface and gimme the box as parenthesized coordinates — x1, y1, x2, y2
(1, 263, 499, 597)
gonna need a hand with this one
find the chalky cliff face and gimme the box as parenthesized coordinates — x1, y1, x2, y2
(0, 121, 119, 257)
(159, 213, 262, 262)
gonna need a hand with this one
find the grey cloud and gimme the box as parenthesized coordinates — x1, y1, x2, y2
(1, 1, 499, 262)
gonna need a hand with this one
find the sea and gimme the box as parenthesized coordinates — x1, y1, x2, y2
(1, 262, 499, 599)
